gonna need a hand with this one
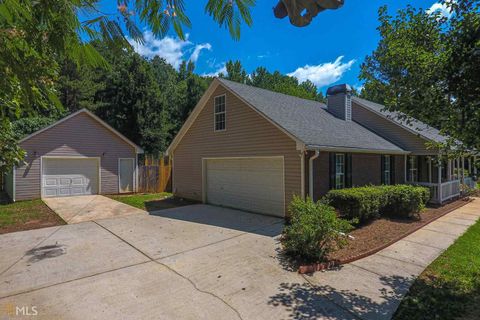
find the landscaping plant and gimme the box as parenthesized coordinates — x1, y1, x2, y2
(323, 185, 430, 223)
(282, 196, 353, 263)
(382, 185, 430, 219)
(322, 186, 386, 223)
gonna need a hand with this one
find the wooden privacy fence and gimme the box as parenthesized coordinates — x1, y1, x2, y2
(138, 156, 172, 193)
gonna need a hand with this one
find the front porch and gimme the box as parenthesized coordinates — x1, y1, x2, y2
(406, 155, 478, 204)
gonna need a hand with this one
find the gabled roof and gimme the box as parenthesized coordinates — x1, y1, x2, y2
(20, 109, 144, 153)
(217, 78, 406, 153)
(167, 78, 407, 154)
(352, 97, 449, 144)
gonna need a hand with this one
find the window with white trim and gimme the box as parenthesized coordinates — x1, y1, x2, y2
(214, 95, 226, 131)
(408, 155, 418, 182)
(383, 155, 391, 185)
(335, 153, 345, 189)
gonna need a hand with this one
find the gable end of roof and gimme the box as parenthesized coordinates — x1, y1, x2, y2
(19, 109, 144, 153)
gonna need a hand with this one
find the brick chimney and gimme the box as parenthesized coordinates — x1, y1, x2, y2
(326, 84, 352, 121)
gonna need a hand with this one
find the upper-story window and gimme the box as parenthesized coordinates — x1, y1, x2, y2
(214, 95, 226, 131)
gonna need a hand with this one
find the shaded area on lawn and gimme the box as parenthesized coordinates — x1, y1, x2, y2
(393, 218, 480, 320)
(0, 196, 65, 234)
(108, 193, 198, 212)
(328, 198, 471, 262)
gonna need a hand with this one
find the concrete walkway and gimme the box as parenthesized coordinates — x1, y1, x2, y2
(303, 198, 480, 320)
(0, 199, 478, 319)
(43, 195, 146, 223)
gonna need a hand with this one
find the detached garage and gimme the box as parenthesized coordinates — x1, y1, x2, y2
(4, 109, 143, 202)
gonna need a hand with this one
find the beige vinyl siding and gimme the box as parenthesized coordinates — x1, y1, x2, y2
(352, 101, 433, 155)
(172, 85, 301, 215)
(16, 113, 136, 200)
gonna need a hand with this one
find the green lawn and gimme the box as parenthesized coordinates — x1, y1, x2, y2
(0, 199, 65, 234)
(108, 193, 197, 211)
(394, 219, 480, 320)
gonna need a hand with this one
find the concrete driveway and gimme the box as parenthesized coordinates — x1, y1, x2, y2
(0, 200, 479, 319)
(42, 195, 145, 223)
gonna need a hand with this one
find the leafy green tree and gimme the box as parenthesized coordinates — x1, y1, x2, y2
(218, 61, 326, 102)
(360, 1, 480, 150)
(223, 60, 250, 83)
(360, 5, 449, 129)
(442, 0, 480, 149)
(12, 116, 62, 139)
(0, 121, 25, 174)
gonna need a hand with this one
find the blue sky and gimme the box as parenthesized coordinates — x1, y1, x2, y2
(97, 1, 449, 93)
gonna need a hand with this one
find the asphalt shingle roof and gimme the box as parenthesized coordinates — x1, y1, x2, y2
(352, 97, 449, 144)
(218, 78, 405, 152)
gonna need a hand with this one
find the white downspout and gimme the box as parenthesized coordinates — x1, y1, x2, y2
(300, 151, 305, 199)
(309, 150, 320, 200)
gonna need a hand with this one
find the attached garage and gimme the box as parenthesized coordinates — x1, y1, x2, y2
(204, 157, 285, 216)
(168, 78, 303, 218)
(4, 109, 143, 202)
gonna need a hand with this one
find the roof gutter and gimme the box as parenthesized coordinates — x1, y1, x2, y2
(306, 145, 410, 155)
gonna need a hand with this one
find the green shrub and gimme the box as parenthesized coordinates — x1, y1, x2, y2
(324, 185, 430, 222)
(282, 196, 353, 263)
(382, 185, 430, 218)
(322, 186, 387, 223)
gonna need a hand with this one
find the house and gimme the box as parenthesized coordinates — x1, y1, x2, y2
(3, 109, 143, 202)
(166, 78, 477, 217)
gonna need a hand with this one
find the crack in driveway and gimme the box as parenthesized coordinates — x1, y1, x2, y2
(92, 220, 244, 320)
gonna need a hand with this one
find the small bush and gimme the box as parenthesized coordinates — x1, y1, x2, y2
(324, 185, 430, 223)
(382, 185, 430, 218)
(282, 196, 353, 263)
(322, 186, 387, 223)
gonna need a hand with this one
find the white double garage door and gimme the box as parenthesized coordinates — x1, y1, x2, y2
(204, 157, 285, 217)
(42, 157, 135, 198)
(42, 158, 100, 198)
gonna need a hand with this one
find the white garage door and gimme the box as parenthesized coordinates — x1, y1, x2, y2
(205, 157, 285, 216)
(42, 158, 99, 198)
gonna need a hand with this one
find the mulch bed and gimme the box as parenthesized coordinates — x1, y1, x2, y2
(298, 197, 472, 274)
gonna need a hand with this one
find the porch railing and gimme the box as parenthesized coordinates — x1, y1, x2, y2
(463, 177, 477, 190)
(412, 180, 461, 204)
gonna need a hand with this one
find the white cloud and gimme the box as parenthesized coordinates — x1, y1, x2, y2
(287, 56, 355, 88)
(202, 64, 227, 77)
(190, 43, 212, 63)
(426, 1, 454, 18)
(128, 31, 212, 69)
(353, 84, 364, 93)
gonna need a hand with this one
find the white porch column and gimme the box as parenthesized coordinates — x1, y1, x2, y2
(447, 159, 452, 181)
(428, 157, 432, 183)
(474, 156, 478, 176)
(438, 155, 443, 204)
(461, 156, 465, 183)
